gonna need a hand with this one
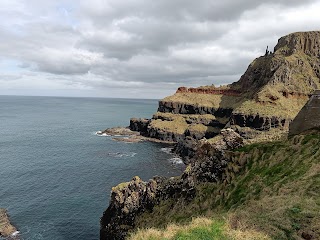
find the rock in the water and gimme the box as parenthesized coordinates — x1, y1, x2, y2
(97, 127, 139, 136)
(0, 209, 18, 239)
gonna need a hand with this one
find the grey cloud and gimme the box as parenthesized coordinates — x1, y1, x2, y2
(0, 0, 319, 98)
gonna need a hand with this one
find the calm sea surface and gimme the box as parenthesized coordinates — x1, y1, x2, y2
(0, 96, 183, 240)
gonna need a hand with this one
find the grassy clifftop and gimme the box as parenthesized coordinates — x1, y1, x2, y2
(129, 130, 320, 240)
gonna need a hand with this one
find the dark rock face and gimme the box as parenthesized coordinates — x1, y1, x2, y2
(129, 118, 150, 134)
(289, 90, 320, 136)
(233, 31, 320, 99)
(100, 176, 158, 240)
(158, 101, 233, 117)
(146, 126, 185, 143)
(100, 129, 243, 240)
(230, 113, 291, 130)
(100, 175, 196, 240)
(274, 31, 320, 57)
(174, 137, 199, 164)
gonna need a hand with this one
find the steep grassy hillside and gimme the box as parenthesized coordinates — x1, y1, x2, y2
(130, 130, 320, 240)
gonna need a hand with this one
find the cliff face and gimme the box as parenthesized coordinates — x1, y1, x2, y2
(100, 130, 243, 239)
(233, 31, 320, 101)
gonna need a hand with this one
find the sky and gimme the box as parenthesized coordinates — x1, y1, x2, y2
(0, 0, 320, 99)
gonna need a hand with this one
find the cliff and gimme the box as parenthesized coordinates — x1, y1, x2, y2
(100, 31, 320, 240)
(101, 129, 320, 240)
(100, 129, 244, 239)
(120, 31, 320, 161)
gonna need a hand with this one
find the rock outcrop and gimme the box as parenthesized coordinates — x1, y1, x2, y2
(100, 129, 243, 239)
(100, 174, 198, 240)
(129, 118, 150, 134)
(0, 209, 18, 239)
(289, 90, 320, 136)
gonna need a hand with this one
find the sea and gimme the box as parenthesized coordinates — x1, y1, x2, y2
(0, 95, 184, 240)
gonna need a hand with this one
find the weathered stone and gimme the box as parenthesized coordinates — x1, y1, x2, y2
(97, 127, 139, 136)
(129, 118, 150, 134)
(289, 90, 320, 136)
(0, 209, 18, 239)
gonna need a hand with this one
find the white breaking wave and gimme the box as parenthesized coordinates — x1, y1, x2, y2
(160, 147, 173, 154)
(108, 152, 137, 158)
(11, 231, 20, 236)
(95, 131, 111, 137)
(168, 157, 184, 165)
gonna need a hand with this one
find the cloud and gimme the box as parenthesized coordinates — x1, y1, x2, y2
(0, 0, 320, 98)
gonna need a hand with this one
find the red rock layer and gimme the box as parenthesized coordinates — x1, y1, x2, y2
(176, 87, 240, 96)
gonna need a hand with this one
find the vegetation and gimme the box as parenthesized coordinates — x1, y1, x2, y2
(153, 112, 217, 123)
(130, 131, 320, 239)
(130, 217, 270, 240)
(149, 117, 189, 135)
(162, 93, 241, 109)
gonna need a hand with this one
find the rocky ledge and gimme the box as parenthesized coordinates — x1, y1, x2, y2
(97, 126, 176, 144)
(0, 209, 18, 239)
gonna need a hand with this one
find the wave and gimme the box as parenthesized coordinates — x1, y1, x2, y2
(11, 231, 20, 237)
(160, 147, 173, 154)
(168, 157, 184, 165)
(107, 152, 137, 158)
(95, 131, 111, 137)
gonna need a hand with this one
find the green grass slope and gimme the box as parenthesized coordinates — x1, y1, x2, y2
(130, 130, 320, 240)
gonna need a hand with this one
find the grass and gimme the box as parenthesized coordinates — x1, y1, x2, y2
(130, 217, 271, 240)
(153, 112, 219, 123)
(162, 93, 241, 109)
(130, 131, 320, 239)
(187, 124, 219, 134)
(233, 97, 307, 119)
(149, 118, 189, 135)
(149, 113, 221, 136)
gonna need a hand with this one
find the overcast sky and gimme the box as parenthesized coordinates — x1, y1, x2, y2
(0, 0, 320, 99)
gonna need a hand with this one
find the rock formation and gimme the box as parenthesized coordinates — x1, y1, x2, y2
(100, 129, 243, 240)
(289, 90, 320, 136)
(0, 209, 18, 239)
(123, 31, 320, 158)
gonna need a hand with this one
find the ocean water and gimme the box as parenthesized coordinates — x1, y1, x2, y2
(0, 96, 184, 240)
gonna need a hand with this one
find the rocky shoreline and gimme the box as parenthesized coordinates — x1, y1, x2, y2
(0, 209, 19, 239)
(100, 129, 244, 240)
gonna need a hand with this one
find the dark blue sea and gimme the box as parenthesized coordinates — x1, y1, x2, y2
(0, 96, 184, 240)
